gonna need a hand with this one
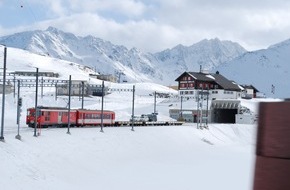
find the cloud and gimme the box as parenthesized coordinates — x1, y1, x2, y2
(34, 13, 181, 52)
(36, 0, 147, 18)
(1, 0, 290, 52)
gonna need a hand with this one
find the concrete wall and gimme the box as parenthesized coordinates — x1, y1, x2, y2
(235, 114, 258, 124)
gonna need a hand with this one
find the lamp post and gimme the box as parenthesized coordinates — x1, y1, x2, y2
(0, 46, 7, 142)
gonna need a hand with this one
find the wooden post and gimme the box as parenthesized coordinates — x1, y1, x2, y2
(253, 101, 290, 190)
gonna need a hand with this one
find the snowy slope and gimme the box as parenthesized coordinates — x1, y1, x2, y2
(0, 124, 256, 190)
(216, 39, 290, 98)
(0, 46, 94, 81)
(0, 44, 266, 190)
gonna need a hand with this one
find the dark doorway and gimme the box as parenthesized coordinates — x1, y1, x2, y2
(212, 109, 237, 123)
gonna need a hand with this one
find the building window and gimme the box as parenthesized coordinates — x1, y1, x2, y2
(212, 91, 218, 94)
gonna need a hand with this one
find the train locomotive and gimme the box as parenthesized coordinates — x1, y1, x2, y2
(26, 106, 115, 128)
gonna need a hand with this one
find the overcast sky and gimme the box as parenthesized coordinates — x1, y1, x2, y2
(1, 0, 290, 52)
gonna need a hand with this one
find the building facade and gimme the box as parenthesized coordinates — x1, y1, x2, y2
(175, 71, 242, 99)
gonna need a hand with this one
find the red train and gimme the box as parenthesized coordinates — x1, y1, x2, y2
(26, 107, 115, 128)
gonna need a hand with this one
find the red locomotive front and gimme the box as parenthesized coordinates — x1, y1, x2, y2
(26, 107, 77, 128)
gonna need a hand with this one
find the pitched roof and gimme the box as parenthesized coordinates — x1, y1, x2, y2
(175, 72, 215, 82)
(241, 85, 259, 92)
(212, 73, 241, 91)
(175, 71, 241, 91)
(188, 72, 215, 82)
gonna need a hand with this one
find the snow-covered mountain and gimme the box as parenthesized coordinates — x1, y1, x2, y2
(2, 27, 289, 98)
(0, 27, 246, 85)
(0, 27, 162, 83)
(154, 38, 246, 83)
(216, 39, 290, 98)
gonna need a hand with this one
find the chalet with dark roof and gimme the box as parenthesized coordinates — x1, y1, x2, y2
(241, 85, 259, 98)
(175, 71, 242, 99)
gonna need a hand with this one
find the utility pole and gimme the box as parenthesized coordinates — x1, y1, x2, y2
(199, 89, 204, 128)
(131, 85, 135, 131)
(0, 46, 7, 142)
(67, 75, 71, 135)
(55, 83, 57, 101)
(180, 96, 183, 121)
(196, 92, 199, 128)
(13, 74, 16, 99)
(206, 88, 209, 126)
(154, 91, 157, 114)
(15, 80, 21, 140)
(81, 81, 84, 109)
(100, 80, 104, 132)
(33, 68, 39, 137)
(41, 76, 43, 98)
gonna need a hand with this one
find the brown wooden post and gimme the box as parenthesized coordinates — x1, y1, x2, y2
(253, 101, 290, 190)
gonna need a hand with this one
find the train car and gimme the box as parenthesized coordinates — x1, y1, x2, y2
(76, 109, 115, 127)
(26, 107, 116, 128)
(26, 107, 77, 128)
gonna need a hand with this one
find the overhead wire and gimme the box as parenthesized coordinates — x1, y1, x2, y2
(13, 0, 39, 25)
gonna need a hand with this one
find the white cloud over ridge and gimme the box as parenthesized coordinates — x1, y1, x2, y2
(1, 0, 290, 52)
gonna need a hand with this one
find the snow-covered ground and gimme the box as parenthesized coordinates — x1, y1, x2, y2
(0, 46, 265, 190)
(1, 123, 256, 190)
(0, 84, 258, 190)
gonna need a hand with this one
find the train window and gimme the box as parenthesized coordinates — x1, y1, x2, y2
(102, 114, 111, 119)
(37, 110, 41, 116)
(27, 110, 31, 116)
(86, 114, 92, 119)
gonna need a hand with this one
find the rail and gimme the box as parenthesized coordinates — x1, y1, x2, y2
(114, 121, 184, 126)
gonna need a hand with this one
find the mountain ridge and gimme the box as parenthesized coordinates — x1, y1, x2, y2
(1, 27, 289, 97)
(216, 38, 290, 98)
(0, 27, 247, 84)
